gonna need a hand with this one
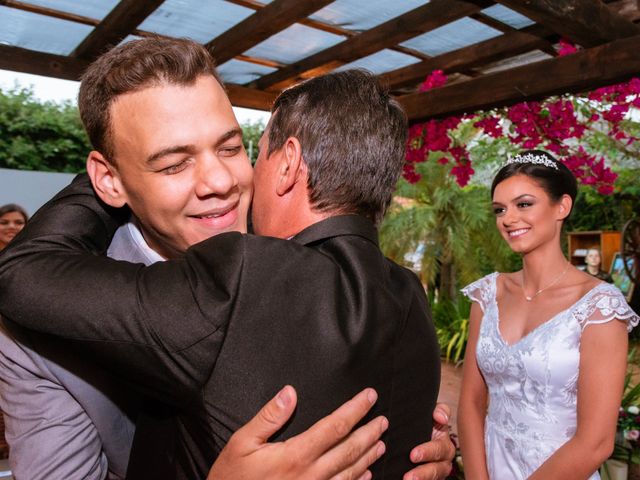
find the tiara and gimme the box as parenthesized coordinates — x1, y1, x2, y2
(506, 152, 558, 169)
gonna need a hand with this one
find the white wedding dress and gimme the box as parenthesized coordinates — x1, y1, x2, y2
(462, 272, 639, 479)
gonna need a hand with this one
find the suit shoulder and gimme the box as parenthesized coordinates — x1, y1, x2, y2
(385, 257, 424, 288)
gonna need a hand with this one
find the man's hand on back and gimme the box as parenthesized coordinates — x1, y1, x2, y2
(403, 403, 456, 480)
(208, 386, 387, 480)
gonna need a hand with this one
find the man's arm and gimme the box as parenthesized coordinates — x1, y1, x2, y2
(0, 322, 110, 480)
(0, 174, 244, 405)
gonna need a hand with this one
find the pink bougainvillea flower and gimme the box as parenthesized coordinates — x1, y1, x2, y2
(597, 185, 614, 195)
(603, 104, 629, 123)
(403, 164, 421, 184)
(474, 116, 502, 138)
(558, 38, 578, 56)
(419, 70, 448, 92)
(627, 77, 640, 94)
(451, 160, 474, 187)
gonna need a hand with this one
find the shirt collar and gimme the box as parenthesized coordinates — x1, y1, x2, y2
(291, 214, 378, 247)
(125, 221, 165, 264)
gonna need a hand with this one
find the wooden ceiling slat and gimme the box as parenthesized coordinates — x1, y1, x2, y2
(470, 12, 517, 34)
(225, 84, 277, 111)
(398, 33, 640, 121)
(0, 0, 99, 26)
(227, 0, 356, 37)
(71, 0, 165, 60)
(221, 0, 433, 63)
(0, 43, 276, 111)
(235, 54, 284, 69)
(206, 0, 334, 66)
(607, 0, 640, 22)
(0, 44, 89, 81)
(495, 0, 640, 47)
(253, 0, 489, 91)
(380, 26, 554, 91)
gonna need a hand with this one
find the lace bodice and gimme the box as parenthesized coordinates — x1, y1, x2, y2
(462, 273, 639, 479)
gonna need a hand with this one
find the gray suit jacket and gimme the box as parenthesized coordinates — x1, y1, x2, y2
(0, 222, 158, 479)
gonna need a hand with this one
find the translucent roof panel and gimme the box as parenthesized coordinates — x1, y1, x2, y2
(119, 35, 143, 46)
(24, 0, 119, 21)
(336, 49, 421, 74)
(217, 59, 277, 85)
(0, 5, 94, 55)
(481, 5, 536, 29)
(244, 24, 343, 65)
(138, 0, 254, 43)
(310, 0, 429, 31)
(400, 17, 503, 56)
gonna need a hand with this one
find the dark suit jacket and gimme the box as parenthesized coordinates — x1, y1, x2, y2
(0, 175, 440, 479)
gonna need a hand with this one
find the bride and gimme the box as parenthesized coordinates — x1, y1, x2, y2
(458, 150, 639, 479)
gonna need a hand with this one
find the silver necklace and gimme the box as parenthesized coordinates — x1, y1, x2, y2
(521, 262, 570, 301)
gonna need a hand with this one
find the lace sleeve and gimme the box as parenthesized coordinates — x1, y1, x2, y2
(573, 284, 640, 332)
(461, 272, 498, 313)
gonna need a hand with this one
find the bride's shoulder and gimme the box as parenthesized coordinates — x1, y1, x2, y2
(461, 272, 499, 308)
(495, 271, 521, 294)
(497, 271, 520, 284)
(571, 268, 604, 297)
(570, 269, 639, 331)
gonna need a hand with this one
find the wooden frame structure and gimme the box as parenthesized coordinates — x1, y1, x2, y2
(0, 0, 638, 119)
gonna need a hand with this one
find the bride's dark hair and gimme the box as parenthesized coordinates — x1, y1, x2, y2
(491, 150, 578, 211)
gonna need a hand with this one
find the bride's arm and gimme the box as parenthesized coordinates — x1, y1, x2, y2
(528, 318, 628, 479)
(458, 303, 490, 480)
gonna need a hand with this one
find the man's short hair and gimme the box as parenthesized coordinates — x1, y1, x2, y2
(268, 69, 407, 226)
(78, 36, 221, 162)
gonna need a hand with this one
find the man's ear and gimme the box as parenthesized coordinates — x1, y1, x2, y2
(276, 137, 304, 196)
(557, 194, 573, 221)
(86, 151, 128, 208)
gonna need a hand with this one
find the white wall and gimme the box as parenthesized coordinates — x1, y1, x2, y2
(0, 168, 76, 217)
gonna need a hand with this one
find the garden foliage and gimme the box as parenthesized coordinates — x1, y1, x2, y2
(0, 86, 90, 172)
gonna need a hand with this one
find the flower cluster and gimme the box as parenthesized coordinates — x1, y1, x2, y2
(403, 69, 639, 194)
(405, 116, 474, 186)
(406, 70, 474, 186)
(588, 78, 640, 145)
(618, 405, 640, 444)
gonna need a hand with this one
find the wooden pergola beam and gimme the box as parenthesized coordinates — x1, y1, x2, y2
(71, 0, 165, 60)
(206, 0, 334, 66)
(0, 44, 276, 111)
(495, 0, 640, 47)
(254, 0, 489, 91)
(380, 26, 554, 91)
(0, 44, 89, 81)
(398, 33, 640, 121)
(225, 84, 277, 111)
(607, 0, 640, 23)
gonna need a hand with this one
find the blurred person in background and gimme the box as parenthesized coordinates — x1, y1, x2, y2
(0, 204, 28, 251)
(584, 248, 612, 282)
